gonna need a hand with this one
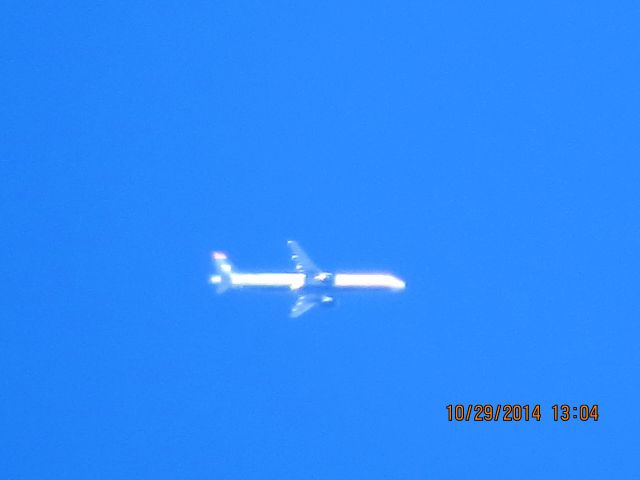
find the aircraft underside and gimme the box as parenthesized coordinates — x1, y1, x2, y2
(210, 241, 405, 317)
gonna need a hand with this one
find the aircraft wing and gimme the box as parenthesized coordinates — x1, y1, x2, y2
(287, 240, 321, 274)
(290, 295, 319, 318)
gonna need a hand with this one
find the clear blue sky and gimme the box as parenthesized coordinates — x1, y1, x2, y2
(2, 1, 639, 478)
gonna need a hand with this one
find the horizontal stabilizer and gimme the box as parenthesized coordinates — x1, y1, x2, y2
(211, 251, 234, 293)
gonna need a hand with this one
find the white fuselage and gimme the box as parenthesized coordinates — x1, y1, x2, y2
(209, 272, 406, 291)
(210, 242, 405, 317)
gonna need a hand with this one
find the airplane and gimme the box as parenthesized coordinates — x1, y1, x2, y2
(209, 240, 406, 318)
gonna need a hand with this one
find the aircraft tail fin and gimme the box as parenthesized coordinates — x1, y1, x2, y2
(210, 251, 234, 293)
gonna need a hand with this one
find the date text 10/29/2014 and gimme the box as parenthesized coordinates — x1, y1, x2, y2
(446, 404, 599, 422)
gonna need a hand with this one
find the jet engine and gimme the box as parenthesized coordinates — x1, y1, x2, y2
(320, 295, 336, 307)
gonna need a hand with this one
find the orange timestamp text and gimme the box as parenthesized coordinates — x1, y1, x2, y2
(446, 404, 599, 422)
